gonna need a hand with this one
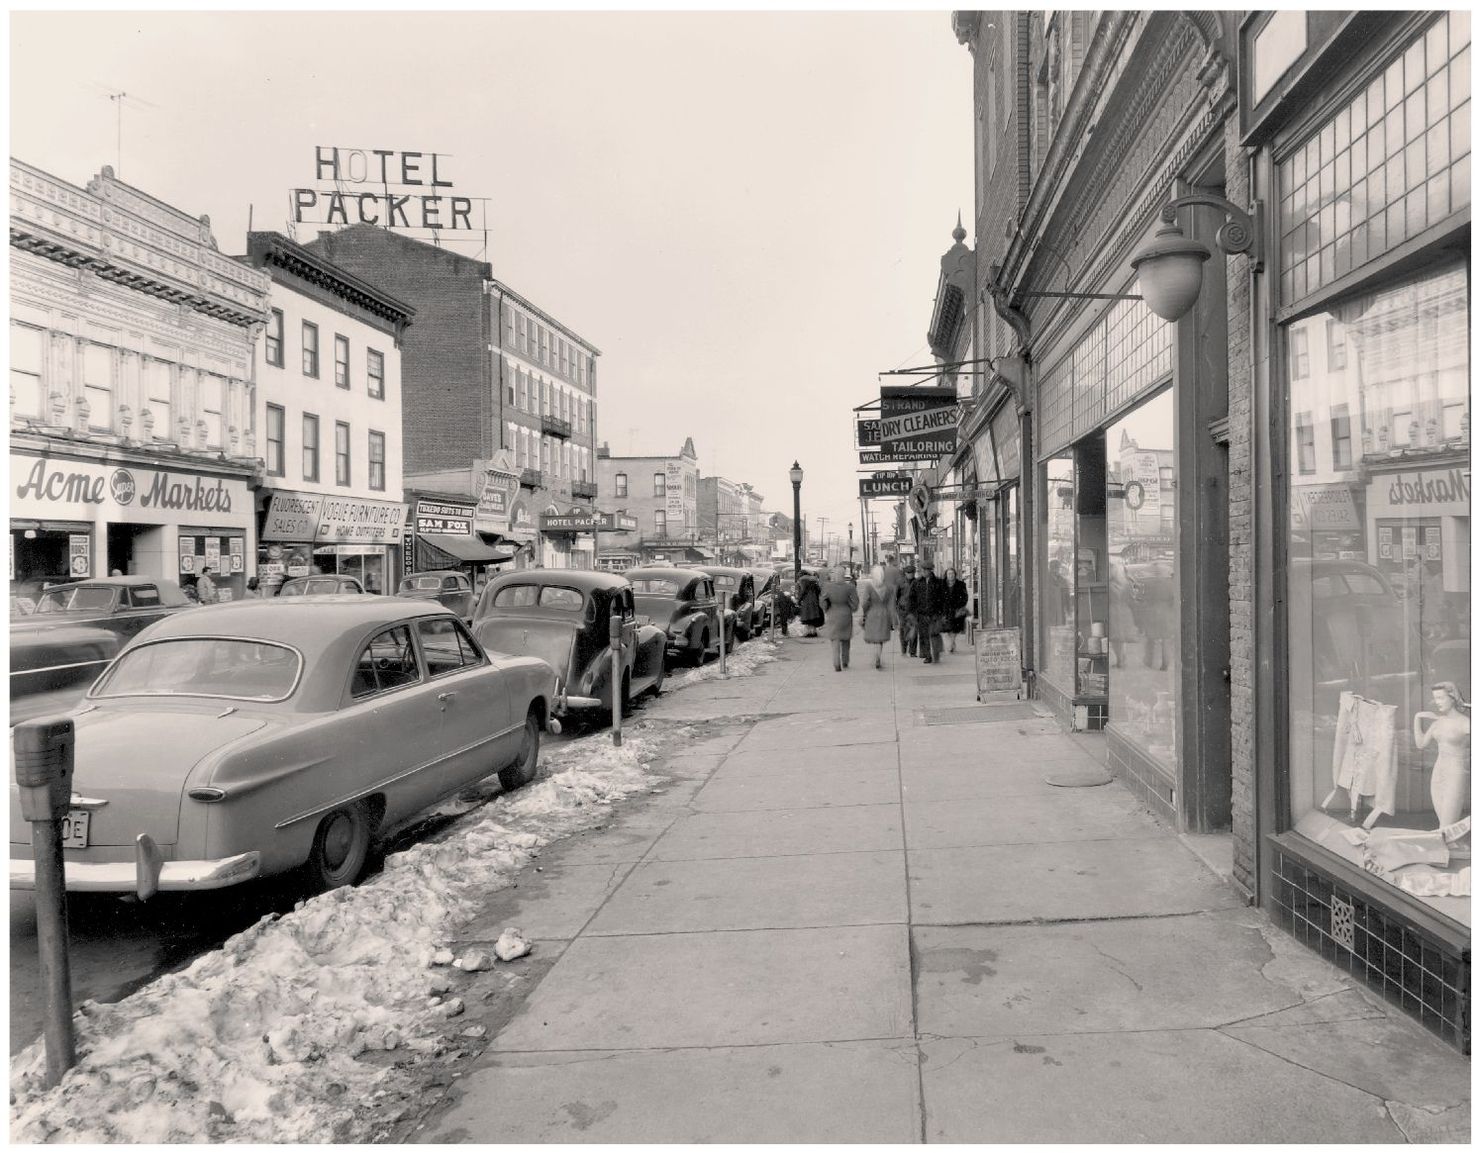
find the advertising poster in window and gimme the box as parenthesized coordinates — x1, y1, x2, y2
(229, 537, 244, 573)
(178, 535, 195, 574)
(204, 538, 222, 572)
(68, 534, 90, 578)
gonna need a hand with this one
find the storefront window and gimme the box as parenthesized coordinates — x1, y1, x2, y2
(1002, 484, 1020, 626)
(1285, 261, 1470, 926)
(1041, 453, 1076, 692)
(1106, 389, 1179, 770)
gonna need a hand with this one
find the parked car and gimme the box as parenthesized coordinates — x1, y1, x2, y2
(8, 597, 560, 897)
(9, 623, 121, 727)
(624, 566, 735, 667)
(276, 574, 365, 597)
(700, 566, 759, 641)
(398, 570, 477, 621)
(472, 571, 666, 715)
(749, 567, 779, 630)
(16, 575, 194, 642)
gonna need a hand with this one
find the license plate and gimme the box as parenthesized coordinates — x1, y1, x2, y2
(60, 810, 90, 849)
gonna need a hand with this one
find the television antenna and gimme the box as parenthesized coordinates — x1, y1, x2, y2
(88, 84, 160, 176)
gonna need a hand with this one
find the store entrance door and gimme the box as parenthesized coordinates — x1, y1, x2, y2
(106, 523, 152, 577)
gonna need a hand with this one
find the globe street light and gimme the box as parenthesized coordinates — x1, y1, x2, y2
(789, 461, 804, 581)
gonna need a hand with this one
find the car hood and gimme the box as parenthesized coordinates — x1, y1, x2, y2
(9, 706, 272, 847)
(473, 617, 577, 682)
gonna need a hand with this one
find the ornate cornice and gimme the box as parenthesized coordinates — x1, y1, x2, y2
(246, 231, 415, 331)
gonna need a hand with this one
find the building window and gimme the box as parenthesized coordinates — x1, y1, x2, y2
(146, 359, 171, 440)
(654, 510, 666, 537)
(83, 344, 113, 432)
(1290, 328, 1311, 378)
(654, 472, 666, 497)
(517, 372, 527, 412)
(539, 327, 548, 366)
(266, 309, 284, 367)
(1330, 404, 1354, 470)
(1283, 259, 1470, 925)
(1294, 413, 1317, 474)
(367, 349, 384, 400)
(334, 334, 350, 388)
(302, 413, 320, 481)
(516, 314, 526, 354)
(369, 430, 386, 491)
(10, 322, 43, 417)
(302, 321, 319, 378)
(201, 373, 224, 448)
(266, 403, 285, 476)
(1327, 318, 1348, 371)
(335, 420, 351, 485)
(615, 472, 628, 498)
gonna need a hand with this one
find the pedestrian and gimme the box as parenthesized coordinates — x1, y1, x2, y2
(243, 575, 263, 599)
(196, 564, 219, 605)
(897, 562, 918, 656)
(943, 567, 970, 653)
(819, 567, 859, 672)
(109, 568, 123, 577)
(910, 559, 947, 664)
(859, 563, 896, 670)
(796, 569, 824, 637)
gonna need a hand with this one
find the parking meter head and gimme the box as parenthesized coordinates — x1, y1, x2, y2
(13, 716, 75, 822)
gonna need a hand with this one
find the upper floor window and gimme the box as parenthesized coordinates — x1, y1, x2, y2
(369, 430, 386, 491)
(367, 348, 385, 399)
(303, 412, 320, 482)
(83, 344, 113, 432)
(1327, 319, 1348, 371)
(335, 420, 351, 485)
(516, 313, 527, 354)
(334, 334, 350, 389)
(538, 327, 548, 366)
(146, 359, 172, 440)
(614, 471, 628, 498)
(10, 323, 44, 418)
(653, 472, 666, 497)
(302, 321, 320, 378)
(1330, 404, 1353, 470)
(266, 309, 284, 367)
(266, 403, 285, 476)
(201, 373, 224, 448)
(1290, 328, 1310, 378)
(1294, 412, 1316, 474)
(654, 510, 666, 536)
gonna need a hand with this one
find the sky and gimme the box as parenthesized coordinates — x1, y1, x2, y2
(9, 6, 973, 555)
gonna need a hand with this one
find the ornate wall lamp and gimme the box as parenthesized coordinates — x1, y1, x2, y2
(1130, 195, 1262, 322)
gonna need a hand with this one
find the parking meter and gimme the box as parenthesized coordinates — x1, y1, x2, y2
(14, 717, 75, 823)
(609, 604, 624, 746)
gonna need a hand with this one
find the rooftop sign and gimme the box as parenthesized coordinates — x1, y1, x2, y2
(291, 146, 482, 231)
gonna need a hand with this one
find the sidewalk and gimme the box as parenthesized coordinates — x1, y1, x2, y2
(408, 631, 1470, 1143)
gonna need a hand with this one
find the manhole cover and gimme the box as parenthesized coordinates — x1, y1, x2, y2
(1044, 769, 1114, 787)
(919, 703, 1039, 725)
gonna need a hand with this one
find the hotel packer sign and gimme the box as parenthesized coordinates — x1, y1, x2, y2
(291, 146, 481, 231)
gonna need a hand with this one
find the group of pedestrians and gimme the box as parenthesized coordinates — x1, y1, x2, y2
(791, 556, 970, 672)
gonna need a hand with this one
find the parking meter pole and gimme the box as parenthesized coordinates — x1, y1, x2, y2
(769, 584, 776, 643)
(609, 609, 623, 748)
(718, 604, 727, 675)
(15, 718, 78, 1088)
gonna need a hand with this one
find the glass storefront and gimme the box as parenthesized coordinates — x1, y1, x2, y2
(1285, 261, 1470, 925)
(1041, 452, 1077, 693)
(1106, 389, 1180, 770)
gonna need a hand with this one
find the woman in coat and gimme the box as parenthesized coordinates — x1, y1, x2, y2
(796, 571, 825, 637)
(819, 568, 860, 671)
(943, 568, 970, 653)
(858, 564, 896, 670)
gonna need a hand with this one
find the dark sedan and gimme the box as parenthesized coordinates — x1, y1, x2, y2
(18, 576, 193, 643)
(10, 623, 121, 727)
(624, 566, 735, 667)
(276, 574, 365, 597)
(398, 570, 477, 621)
(700, 566, 759, 641)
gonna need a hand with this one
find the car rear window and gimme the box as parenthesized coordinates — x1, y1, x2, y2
(1342, 572, 1388, 596)
(712, 575, 738, 589)
(539, 587, 584, 610)
(93, 638, 302, 701)
(129, 586, 161, 606)
(630, 578, 679, 595)
(277, 582, 305, 596)
(403, 576, 442, 592)
(493, 585, 538, 608)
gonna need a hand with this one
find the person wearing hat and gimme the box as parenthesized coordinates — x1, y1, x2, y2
(196, 563, 220, 605)
(910, 558, 947, 664)
(897, 561, 918, 656)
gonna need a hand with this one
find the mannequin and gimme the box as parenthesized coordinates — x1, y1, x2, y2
(1413, 682, 1471, 828)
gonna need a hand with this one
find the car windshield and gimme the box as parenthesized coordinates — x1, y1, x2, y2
(93, 638, 302, 701)
(36, 586, 115, 613)
(630, 578, 679, 595)
(403, 576, 443, 592)
(539, 587, 584, 610)
(713, 576, 738, 589)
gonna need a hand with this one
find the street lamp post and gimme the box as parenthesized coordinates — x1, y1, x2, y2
(789, 462, 804, 581)
(848, 523, 855, 578)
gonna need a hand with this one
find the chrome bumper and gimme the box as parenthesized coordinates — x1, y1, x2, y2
(9, 849, 261, 895)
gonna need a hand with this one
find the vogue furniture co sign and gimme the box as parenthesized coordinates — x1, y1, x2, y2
(292, 146, 481, 231)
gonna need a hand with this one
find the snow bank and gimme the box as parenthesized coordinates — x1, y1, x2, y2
(666, 638, 781, 690)
(9, 729, 665, 1144)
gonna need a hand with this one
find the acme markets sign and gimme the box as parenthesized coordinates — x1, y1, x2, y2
(13, 455, 242, 516)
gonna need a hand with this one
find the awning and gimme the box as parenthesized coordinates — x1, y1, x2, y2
(418, 532, 517, 563)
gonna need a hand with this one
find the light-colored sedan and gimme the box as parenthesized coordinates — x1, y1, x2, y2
(9, 597, 559, 897)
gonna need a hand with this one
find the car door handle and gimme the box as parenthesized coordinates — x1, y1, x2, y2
(437, 691, 458, 703)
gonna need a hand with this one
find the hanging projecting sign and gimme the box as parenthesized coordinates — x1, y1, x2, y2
(859, 473, 913, 498)
(855, 418, 882, 448)
(291, 146, 481, 231)
(872, 386, 958, 458)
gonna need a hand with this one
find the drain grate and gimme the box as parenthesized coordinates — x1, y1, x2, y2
(918, 703, 1040, 725)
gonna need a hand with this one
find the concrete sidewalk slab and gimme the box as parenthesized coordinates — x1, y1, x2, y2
(420, 1040, 923, 1144)
(908, 836, 1244, 924)
(895, 725, 1083, 764)
(492, 924, 913, 1051)
(650, 804, 903, 861)
(917, 1030, 1408, 1143)
(467, 860, 636, 941)
(913, 912, 1302, 1037)
(695, 764, 901, 811)
(537, 813, 677, 867)
(733, 712, 898, 752)
(714, 741, 900, 777)
(899, 761, 1094, 802)
(903, 785, 1161, 849)
(585, 850, 907, 934)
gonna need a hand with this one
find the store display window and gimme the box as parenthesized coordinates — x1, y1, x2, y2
(1284, 261, 1470, 926)
(1041, 453, 1077, 693)
(1106, 389, 1179, 770)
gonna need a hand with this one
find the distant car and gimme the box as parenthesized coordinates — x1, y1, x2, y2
(398, 570, 476, 621)
(8, 597, 560, 897)
(16, 576, 193, 643)
(472, 570, 666, 715)
(276, 574, 365, 597)
(9, 623, 121, 728)
(624, 566, 735, 667)
(749, 567, 781, 630)
(699, 566, 759, 641)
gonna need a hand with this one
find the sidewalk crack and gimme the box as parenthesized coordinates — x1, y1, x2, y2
(1087, 941, 1144, 993)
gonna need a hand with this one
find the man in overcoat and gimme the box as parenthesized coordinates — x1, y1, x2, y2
(910, 558, 947, 664)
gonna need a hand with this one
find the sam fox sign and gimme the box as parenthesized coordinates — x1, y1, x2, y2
(860, 473, 913, 498)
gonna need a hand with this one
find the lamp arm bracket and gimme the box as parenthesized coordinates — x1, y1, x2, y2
(1160, 194, 1262, 267)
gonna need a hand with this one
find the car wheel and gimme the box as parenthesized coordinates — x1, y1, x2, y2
(307, 800, 373, 890)
(692, 631, 708, 666)
(498, 709, 541, 792)
(620, 670, 632, 715)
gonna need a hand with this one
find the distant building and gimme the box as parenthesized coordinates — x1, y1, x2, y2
(698, 476, 770, 565)
(595, 437, 701, 567)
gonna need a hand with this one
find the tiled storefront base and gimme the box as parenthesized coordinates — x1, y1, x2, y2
(1106, 725, 1176, 827)
(1036, 674, 1108, 732)
(1269, 833, 1470, 1053)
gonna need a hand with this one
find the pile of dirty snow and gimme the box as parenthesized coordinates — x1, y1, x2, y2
(666, 638, 780, 689)
(9, 730, 662, 1144)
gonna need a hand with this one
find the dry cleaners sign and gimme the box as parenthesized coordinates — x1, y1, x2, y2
(292, 146, 479, 230)
(13, 454, 249, 522)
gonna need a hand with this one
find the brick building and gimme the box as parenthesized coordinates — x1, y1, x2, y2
(304, 225, 600, 570)
(595, 437, 703, 567)
(946, 10, 1470, 1047)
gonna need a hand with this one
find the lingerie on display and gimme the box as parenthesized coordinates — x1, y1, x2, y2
(1324, 690, 1399, 825)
